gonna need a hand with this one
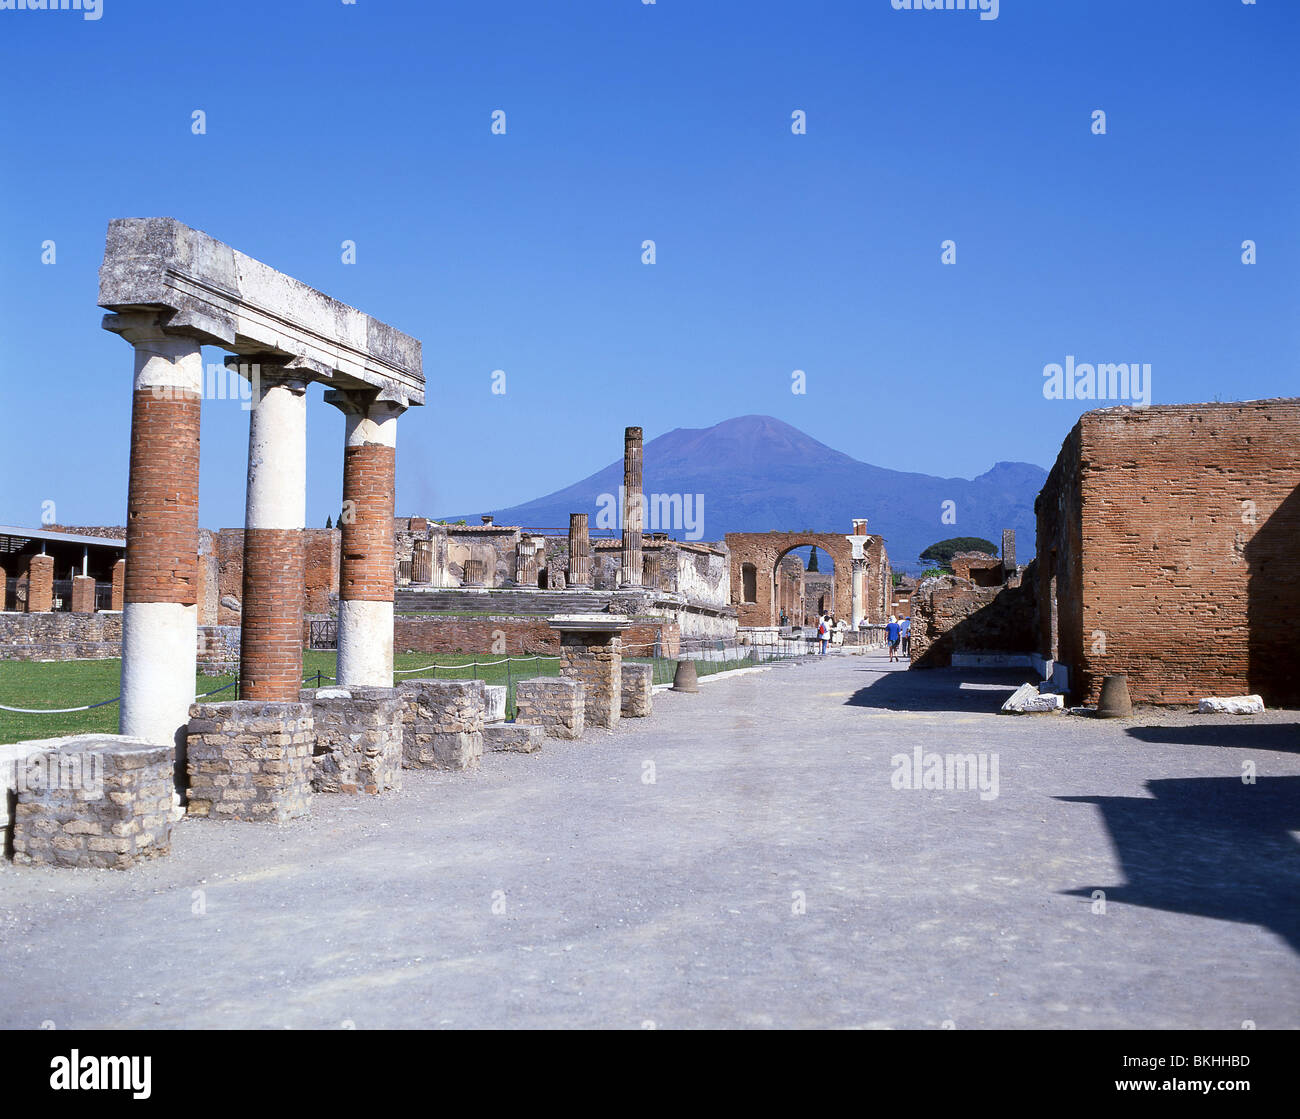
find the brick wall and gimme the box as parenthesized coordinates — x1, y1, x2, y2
(0, 612, 124, 660)
(393, 614, 678, 657)
(217, 527, 339, 624)
(910, 570, 1037, 669)
(1037, 400, 1300, 706)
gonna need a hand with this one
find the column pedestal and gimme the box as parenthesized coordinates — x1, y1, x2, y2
(549, 615, 632, 730)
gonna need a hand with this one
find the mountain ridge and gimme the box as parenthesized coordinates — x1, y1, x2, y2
(444, 415, 1045, 572)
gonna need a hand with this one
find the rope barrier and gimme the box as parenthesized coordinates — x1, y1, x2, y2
(1, 670, 332, 715)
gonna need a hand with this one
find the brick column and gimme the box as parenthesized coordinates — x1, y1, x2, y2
(0, 561, 6, 610)
(567, 513, 590, 586)
(110, 559, 125, 611)
(324, 389, 404, 688)
(620, 426, 643, 587)
(103, 312, 203, 751)
(71, 575, 96, 613)
(235, 356, 312, 700)
(26, 554, 53, 612)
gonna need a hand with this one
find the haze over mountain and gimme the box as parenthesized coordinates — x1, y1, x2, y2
(448, 416, 1045, 573)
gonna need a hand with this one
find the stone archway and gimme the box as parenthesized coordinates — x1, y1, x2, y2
(725, 532, 850, 627)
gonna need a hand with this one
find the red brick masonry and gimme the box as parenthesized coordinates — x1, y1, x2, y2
(240, 529, 305, 700)
(124, 389, 199, 606)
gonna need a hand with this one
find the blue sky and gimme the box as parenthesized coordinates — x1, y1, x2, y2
(1, 0, 1296, 531)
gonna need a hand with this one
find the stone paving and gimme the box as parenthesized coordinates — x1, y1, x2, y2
(1, 651, 1296, 1029)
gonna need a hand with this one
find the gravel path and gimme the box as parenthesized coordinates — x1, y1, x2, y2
(2, 651, 1296, 1029)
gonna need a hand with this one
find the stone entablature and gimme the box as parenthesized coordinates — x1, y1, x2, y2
(99, 218, 423, 404)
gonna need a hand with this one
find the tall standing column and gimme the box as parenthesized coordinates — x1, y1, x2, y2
(567, 513, 590, 586)
(620, 426, 643, 587)
(325, 389, 404, 688)
(236, 356, 311, 700)
(850, 558, 867, 628)
(106, 312, 203, 751)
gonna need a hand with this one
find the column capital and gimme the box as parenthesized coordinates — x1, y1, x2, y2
(103, 307, 235, 348)
(224, 353, 316, 395)
(322, 386, 410, 417)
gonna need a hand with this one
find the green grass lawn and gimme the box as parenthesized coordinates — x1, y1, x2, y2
(0, 649, 768, 744)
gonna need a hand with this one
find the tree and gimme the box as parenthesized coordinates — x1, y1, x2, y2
(918, 536, 999, 569)
(325, 515, 333, 529)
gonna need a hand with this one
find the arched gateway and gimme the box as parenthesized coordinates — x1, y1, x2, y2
(724, 523, 891, 629)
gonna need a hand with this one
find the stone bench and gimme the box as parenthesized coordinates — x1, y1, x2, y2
(186, 701, 314, 823)
(397, 679, 485, 770)
(514, 678, 585, 740)
(301, 686, 404, 794)
(484, 723, 544, 754)
(9, 735, 173, 869)
(620, 663, 653, 718)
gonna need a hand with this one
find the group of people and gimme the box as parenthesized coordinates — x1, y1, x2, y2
(885, 614, 911, 662)
(789, 611, 911, 659)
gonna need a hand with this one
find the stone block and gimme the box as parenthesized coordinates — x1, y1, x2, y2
(397, 679, 486, 770)
(514, 678, 585, 740)
(1000, 683, 1064, 714)
(620, 662, 653, 717)
(484, 723, 544, 754)
(1198, 695, 1265, 715)
(186, 701, 313, 822)
(10, 735, 173, 869)
(301, 685, 403, 795)
(483, 685, 507, 725)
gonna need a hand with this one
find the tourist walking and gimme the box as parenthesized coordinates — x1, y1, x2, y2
(817, 613, 830, 655)
(886, 615, 901, 662)
(900, 616, 911, 657)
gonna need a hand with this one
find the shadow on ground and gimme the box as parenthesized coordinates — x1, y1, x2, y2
(1126, 723, 1300, 754)
(844, 664, 1039, 714)
(1060, 776, 1300, 954)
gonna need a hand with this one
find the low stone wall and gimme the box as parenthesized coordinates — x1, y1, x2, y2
(514, 678, 584, 740)
(186, 701, 314, 822)
(397, 679, 485, 770)
(10, 735, 173, 869)
(301, 686, 403, 795)
(620, 663, 653, 717)
(0, 611, 123, 661)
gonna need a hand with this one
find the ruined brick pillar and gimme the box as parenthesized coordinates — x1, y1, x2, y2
(1002, 529, 1016, 577)
(71, 575, 96, 613)
(27, 554, 53, 612)
(553, 619, 629, 730)
(567, 513, 590, 586)
(235, 356, 312, 701)
(104, 312, 203, 750)
(325, 389, 404, 688)
(110, 559, 125, 611)
(620, 426, 643, 587)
